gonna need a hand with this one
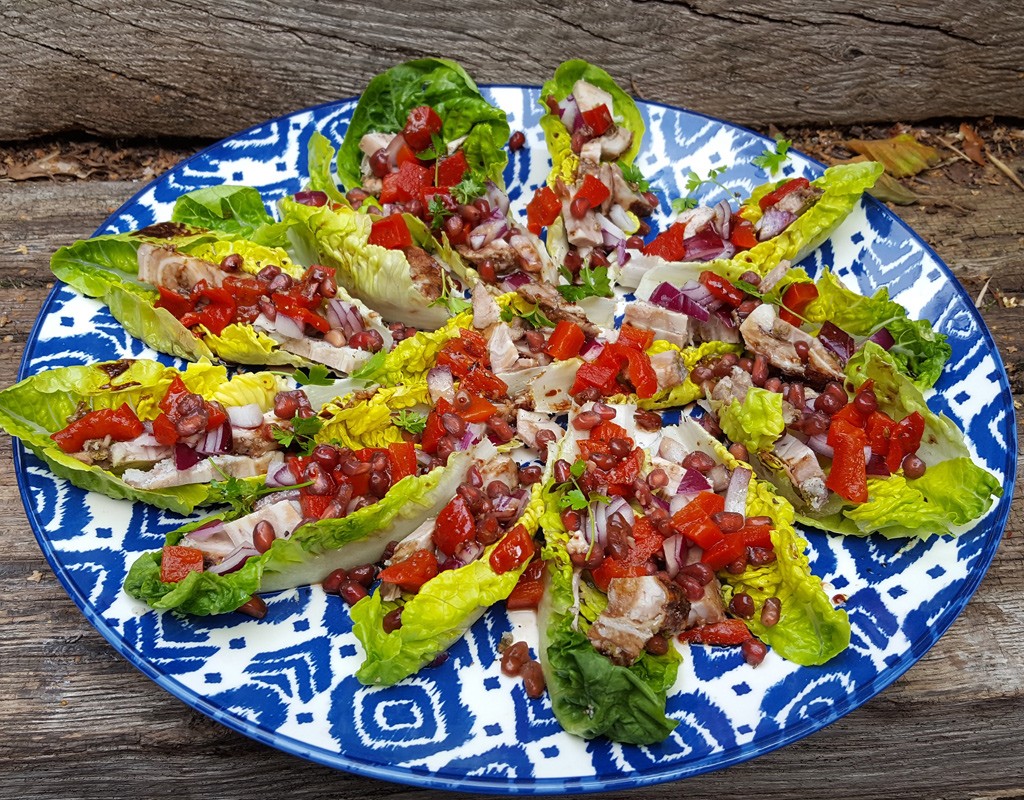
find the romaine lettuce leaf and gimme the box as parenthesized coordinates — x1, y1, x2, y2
(170, 185, 293, 247)
(124, 449, 476, 614)
(734, 161, 884, 276)
(717, 386, 785, 453)
(539, 59, 645, 185)
(807, 270, 951, 389)
(305, 132, 349, 207)
(336, 58, 510, 190)
(0, 360, 284, 514)
(316, 383, 429, 450)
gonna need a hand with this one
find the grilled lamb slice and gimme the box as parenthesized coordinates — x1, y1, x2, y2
(515, 282, 600, 337)
(587, 576, 690, 666)
(109, 437, 172, 469)
(762, 433, 829, 510)
(609, 164, 655, 216)
(739, 302, 845, 384)
(593, 125, 633, 161)
(771, 183, 824, 217)
(121, 452, 283, 490)
(274, 337, 372, 375)
(358, 132, 395, 158)
(402, 246, 446, 304)
(488, 322, 519, 374)
(137, 243, 225, 294)
(472, 283, 501, 330)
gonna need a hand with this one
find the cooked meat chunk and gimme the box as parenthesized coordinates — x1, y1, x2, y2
(593, 125, 633, 161)
(137, 243, 225, 293)
(766, 433, 829, 510)
(488, 322, 519, 374)
(402, 246, 445, 303)
(121, 452, 283, 490)
(587, 576, 690, 666)
(771, 183, 823, 217)
(739, 302, 845, 384)
(516, 282, 600, 337)
(472, 282, 502, 329)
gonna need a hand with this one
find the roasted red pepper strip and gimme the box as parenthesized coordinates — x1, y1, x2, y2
(779, 281, 819, 326)
(643, 222, 686, 261)
(489, 524, 535, 575)
(436, 151, 469, 188)
(378, 549, 439, 593)
(387, 441, 417, 482)
(700, 271, 746, 308)
(573, 173, 611, 210)
(368, 213, 414, 249)
(544, 319, 586, 361)
(826, 418, 869, 503)
(615, 323, 654, 352)
(580, 104, 613, 136)
(433, 495, 476, 557)
(456, 392, 498, 424)
(887, 411, 926, 473)
(606, 343, 658, 399)
(526, 185, 561, 235)
(678, 618, 752, 646)
(758, 177, 811, 211)
(590, 556, 646, 593)
(51, 403, 145, 453)
(730, 215, 759, 250)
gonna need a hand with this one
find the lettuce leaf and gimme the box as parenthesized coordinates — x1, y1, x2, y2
(807, 270, 951, 389)
(607, 340, 743, 410)
(336, 58, 510, 190)
(536, 480, 681, 744)
(170, 185, 292, 247)
(733, 161, 884, 276)
(124, 449, 476, 614)
(305, 132, 349, 207)
(539, 59, 645, 185)
(0, 360, 283, 514)
(316, 383, 429, 450)
(717, 386, 785, 453)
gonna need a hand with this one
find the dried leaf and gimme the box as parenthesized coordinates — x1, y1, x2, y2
(846, 133, 942, 178)
(959, 123, 988, 166)
(3, 150, 94, 181)
(839, 155, 920, 205)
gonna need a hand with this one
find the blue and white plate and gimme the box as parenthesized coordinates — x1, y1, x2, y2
(15, 88, 1016, 793)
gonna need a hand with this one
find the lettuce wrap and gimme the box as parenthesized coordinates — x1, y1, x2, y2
(124, 446, 478, 616)
(0, 359, 284, 514)
(336, 58, 510, 191)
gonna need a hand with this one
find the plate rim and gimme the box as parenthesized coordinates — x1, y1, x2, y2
(14, 85, 1019, 794)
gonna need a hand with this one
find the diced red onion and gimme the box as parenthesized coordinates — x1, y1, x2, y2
(670, 493, 694, 516)
(485, 181, 510, 217)
(707, 464, 731, 492)
(683, 227, 735, 262)
(326, 299, 366, 337)
(265, 460, 298, 488)
(713, 307, 738, 330)
(606, 496, 634, 528)
(818, 321, 856, 364)
(677, 467, 713, 493)
(459, 422, 487, 450)
(183, 520, 227, 542)
(713, 200, 733, 240)
(427, 366, 455, 404)
(557, 96, 580, 133)
(492, 494, 521, 517)
(805, 433, 834, 459)
(174, 443, 202, 470)
(275, 313, 305, 340)
(226, 403, 264, 429)
(196, 422, 233, 456)
(723, 467, 751, 515)
(869, 327, 896, 350)
(662, 533, 686, 578)
(579, 339, 604, 362)
(591, 502, 608, 547)
(416, 449, 435, 468)
(757, 207, 797, 240)
(500, 271, 532, 290)
(469, 218, 508, 250)
(649, 282, 711, 322)
(208, 544, 260, 575)
(454, 539, 485, 566)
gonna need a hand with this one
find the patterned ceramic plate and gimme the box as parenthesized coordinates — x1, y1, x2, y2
(15, 88, 1016, 793)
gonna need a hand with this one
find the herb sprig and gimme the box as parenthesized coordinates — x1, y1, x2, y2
(271, 413, 323, 455)
(500, 302, 555, 330)
(393, 409, 428, 435)
(558, 264, 612, 303)
(752, 137, 792, 175)
(558, 459, 611, 512)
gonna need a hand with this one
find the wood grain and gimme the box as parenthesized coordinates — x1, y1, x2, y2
(3, 0, 1024, 141)
(0, 155, 1021, 798)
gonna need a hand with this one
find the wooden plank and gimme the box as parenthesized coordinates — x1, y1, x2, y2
(2, 0, 1023, 141)
(0, 151, 1021, 797)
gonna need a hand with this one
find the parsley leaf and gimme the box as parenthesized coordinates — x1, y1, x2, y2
(734, 279, 763, 298)
(417, 131, 447, 162)
(292, 364, 334, 386)
(557, 265, 612, 303)
(620, 162, 650, 192)
(350, 349, 386, 383)
(674, 166, 738, 213)
(751, 137, 792, 175)
(557, 459, 612, 512)
(671, 197, 698, 213)
(428, 195, 452, 230)
(271, 413, 323, 455)
(393, 409, 427, 435)
(500, 302, 555, 330)
(208, 466, 311, 517)
(429, 270, 472, 315)
(451, 173, 486, 205)
(560, 487, 590, 512)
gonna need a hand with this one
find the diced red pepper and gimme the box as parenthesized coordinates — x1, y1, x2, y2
(615, 324, 654, 352)
(622, 516, 664, 567)
(393, 140, 418, 168)
(778, 281, 820, 326)
(866, 410, 896, 457)
(729, 215, 759, 250)
(300, 493, 333, 520)
(678, 618, 752, 646)
(643, 222, 686, 261)
(573, 173, 611, 210)
(179, 284, 236, 335)
(831, 402, 864, 429)
(151, 413, 179, 446)
(758, 177, 811, 212)
(433, 495, 477, 557)
(683, 517, 726, 551)
(155, 285, 194, 318)
(457, 328, 489, 361)
(826, 418, 869, 503)
(590, 556, 646, 593)
(273, 293, 331, 333)
(702, 532, 748, 570)
(222, 275, 266, 307)
(580, 104, 613, 136)
(526, 185, 562, 235)
(388, 441, 417, 482)
(700, 271, 746, 308)
(605, 447, 643, 486)
(420, 397, 453, 455)
(590, 420, 630, 443)
(544, 319, 586, 360)
(506, 577, 545, 610)
(378, 549, 439, 593)
(609, 342, 658, 399)
(570, 360, 620, 397)
(460, 367, 508, 400)
(159, 376, 190, 414)
(456, 392, 498, 424)
(402, 105, 444, 153)
(741, 519, 774, 550)
(160, 545, 205, 583)
(672, 491, 726, 525)
(368, 213, 413, 250)
(380, 159, 432, 205)
(51, 403, 145, 454)
(489, 524, 535, 575)
(436, 151, 469, 188)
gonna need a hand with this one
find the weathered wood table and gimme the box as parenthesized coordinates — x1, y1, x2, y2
(1, 4, 1022, 798)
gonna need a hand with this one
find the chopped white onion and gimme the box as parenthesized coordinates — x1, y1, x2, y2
(226, 403, 264, 429)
